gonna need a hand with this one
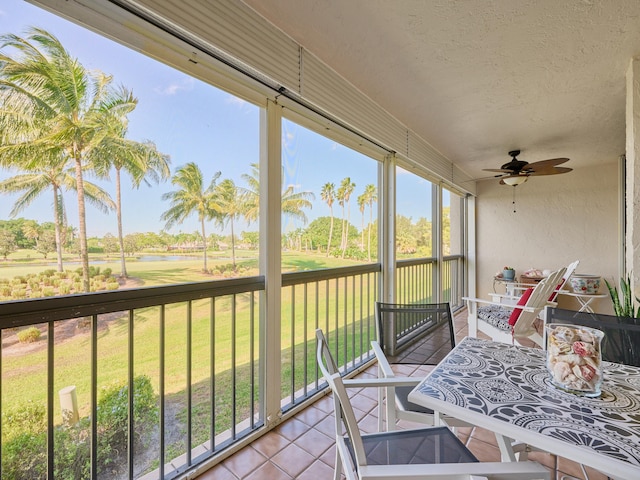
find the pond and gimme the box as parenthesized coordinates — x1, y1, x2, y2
(134, 255, 202, 262)
(44, 255, 203, 266)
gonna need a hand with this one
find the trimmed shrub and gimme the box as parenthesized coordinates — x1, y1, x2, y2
(42, 287, 55, 297)
(2, 401, 47, 480)
(97, 375, 159, 454)
(2, 376, 158, 479)
(12, 288, 27, 299)
(17, 327, 41, 343)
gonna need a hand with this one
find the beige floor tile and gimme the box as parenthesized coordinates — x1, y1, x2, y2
(243, 461, 292, 480)
(295, 428, 334, 457)
(250, 431, 289, 458)
(270, 443, 316, 478)
(222, 447, 267, 479)
(296, 459, 336, 480)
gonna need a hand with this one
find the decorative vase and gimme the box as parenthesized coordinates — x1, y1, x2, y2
(546, 323, 603, 397)
(502, 269, 515, 281)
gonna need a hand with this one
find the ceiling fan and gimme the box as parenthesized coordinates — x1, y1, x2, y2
(482, 150, 572, 185)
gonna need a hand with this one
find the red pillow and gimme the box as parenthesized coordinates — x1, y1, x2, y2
(548, 279, 565, 302)
(508, 287, 534, 326)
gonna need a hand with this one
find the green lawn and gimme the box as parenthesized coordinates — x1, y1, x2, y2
(1, 249, 377, 431)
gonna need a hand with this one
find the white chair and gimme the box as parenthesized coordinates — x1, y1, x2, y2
(316, 329, 551, 480)
(372, 302, 470, 431)
(465, 268, 566, 347)
(371, 340, 470, 431)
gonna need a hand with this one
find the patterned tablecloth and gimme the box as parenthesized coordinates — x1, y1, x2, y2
(408, 336, 640, 479)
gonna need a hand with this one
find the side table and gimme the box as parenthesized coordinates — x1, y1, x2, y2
(557, 291, 607, 313)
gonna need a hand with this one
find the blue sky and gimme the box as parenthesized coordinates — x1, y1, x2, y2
(0, 0, 434, 238)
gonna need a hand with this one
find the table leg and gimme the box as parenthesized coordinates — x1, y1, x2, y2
(495, 434, 519, 462)
(577, 296, 595, 313)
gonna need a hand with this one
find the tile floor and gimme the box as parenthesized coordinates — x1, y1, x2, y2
(196, 311, 611, 480)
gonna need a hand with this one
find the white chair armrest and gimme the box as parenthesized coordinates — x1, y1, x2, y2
(463, 296, 535, 312)
(371, 340, 395, 378)
(342, 377, 421, 389)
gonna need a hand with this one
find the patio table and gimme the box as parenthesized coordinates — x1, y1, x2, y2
(408, 336, 640, 480)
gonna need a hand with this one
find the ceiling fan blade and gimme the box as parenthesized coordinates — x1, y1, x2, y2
(482, 168, 512, 173)
(528, 166, 573, 176)
(524, 158, 570, 172)
(472, 173, 507, 181)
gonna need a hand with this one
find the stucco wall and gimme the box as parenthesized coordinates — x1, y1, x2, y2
(475, 162, 620, 314)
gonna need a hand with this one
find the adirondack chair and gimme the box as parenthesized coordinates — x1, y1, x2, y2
(465, 267, 567, 347)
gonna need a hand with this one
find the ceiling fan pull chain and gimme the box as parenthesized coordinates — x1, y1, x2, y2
(512, 186, 517, 213)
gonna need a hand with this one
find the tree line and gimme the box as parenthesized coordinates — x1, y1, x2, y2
(0, 27, 381, 286)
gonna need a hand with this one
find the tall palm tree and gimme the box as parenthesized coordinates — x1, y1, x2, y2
(161, 163, 221, 273)
(93, 126, 170, 278)
(213, 179, 245, 270)
(363, 184, 377, 262)
(241, 163, 314, 224)
(339, 177, 355, 258)
(357, 192, 366, 250)
(336, 184, 346, 253)
(320, 182, 336, 257)
(0, 152, 113, 272)
(0, 28, 135, 291)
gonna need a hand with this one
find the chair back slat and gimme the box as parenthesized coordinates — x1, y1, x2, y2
(511, 267, 566, 339)
(316, 329, 367, 469)
(376, 302, 455, 364)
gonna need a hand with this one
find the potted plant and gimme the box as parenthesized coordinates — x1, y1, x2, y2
(502, 266, 516, 281)
(603, 275, 640, 366)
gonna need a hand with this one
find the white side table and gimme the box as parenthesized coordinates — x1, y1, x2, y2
(557, 291, 607, 313)
(490, 277, 519, 305)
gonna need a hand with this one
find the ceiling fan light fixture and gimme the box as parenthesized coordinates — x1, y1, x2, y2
(503, 175, 528, 186)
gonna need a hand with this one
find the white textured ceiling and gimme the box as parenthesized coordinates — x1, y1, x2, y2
(242, 0, 640, 179)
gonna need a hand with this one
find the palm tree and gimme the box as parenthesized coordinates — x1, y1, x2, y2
(0, 152, 113, 272)
(241, 163, 314, 224)
(320, 182, 336, 256)
(242, 163, 260, 223)
(93, 127, 170, 278)
(336, 184, 346, 253)
(339, 177, 355, 258)
(363, 184, 377, 261)
(357, 192, 366, 250)
(281, 184, 314, 224)
(22, 220, 41, 249)
(161, 163, 221, 273)
(212, 178, 244, 271)
(0, 28, 134, 291)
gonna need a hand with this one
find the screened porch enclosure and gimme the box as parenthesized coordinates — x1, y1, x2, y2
(0, 1, 472, 478)
(0, 256, 464, 479)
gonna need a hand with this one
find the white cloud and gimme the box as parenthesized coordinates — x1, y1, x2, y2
(154, 77, 194, 96)
(282, 131, 295, 149)
(226, 96, 246, 107)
